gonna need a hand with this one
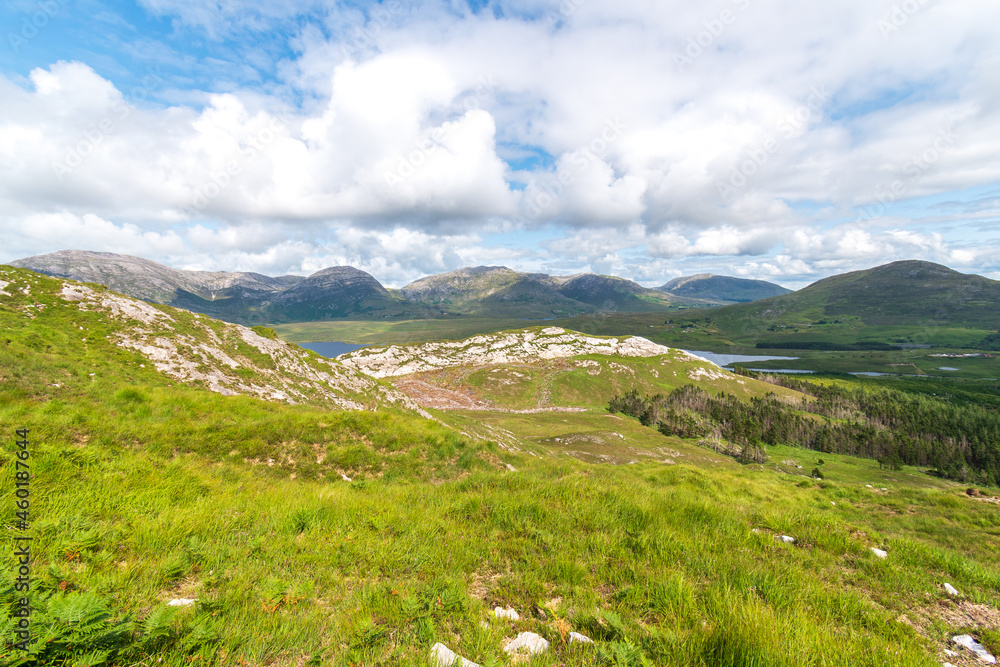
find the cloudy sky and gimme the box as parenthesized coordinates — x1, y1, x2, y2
(1, 0, 998, 288)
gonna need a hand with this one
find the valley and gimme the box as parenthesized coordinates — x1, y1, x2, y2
(3, 262, 1000, 666)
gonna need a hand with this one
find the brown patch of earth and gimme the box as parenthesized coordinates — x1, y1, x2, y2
(897, 599, 1000, 666)
(393, 378, 495, 410)
(392, 377, 586, 413)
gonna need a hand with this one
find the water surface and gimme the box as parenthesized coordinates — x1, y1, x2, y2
(682, 350, 799, 367)
(299, 341, 365, 358)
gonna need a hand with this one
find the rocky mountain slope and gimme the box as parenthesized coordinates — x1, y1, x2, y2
(9, 249, 300, 306)
(340, 326, 676, 378)
(337, 326, 806, 458)
(340, 326, 801, 410)
(658, 274, 791, 303)
(0, 265, 419, 413)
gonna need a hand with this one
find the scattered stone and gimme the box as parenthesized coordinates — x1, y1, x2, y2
(430, 643, 481, 667)
(494, 606, 519, 621)
(871, 548, 888, 559)
(504, 632, 550, 657)
(777, 535, 795, 544)
(866, 484, 873, 488)
(945, 649, 959, 657)
(341, 473, 352, 482)
(167, 598, 196, 606)
(569, 632, 594, 645)
(831, 502, 836, 506)
(952, 635, 997, 664)
(880, 488, 888, 492)
(944, 583, 960, 596)
(506, 464, 518, 472)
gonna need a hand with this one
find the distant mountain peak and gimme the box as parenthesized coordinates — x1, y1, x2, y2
(658, 274, 791, 303)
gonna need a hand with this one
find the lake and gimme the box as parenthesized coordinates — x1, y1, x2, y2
(299, 341, 365, 358)
(682, 350, 800, 367)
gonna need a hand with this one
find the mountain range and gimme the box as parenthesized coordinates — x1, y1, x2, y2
(7, 250, 789, 324)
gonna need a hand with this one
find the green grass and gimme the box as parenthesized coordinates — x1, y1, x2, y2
(4, 267, 1000, 665)
(4, 424, 996, 665)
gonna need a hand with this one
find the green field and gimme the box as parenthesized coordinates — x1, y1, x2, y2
(5, 268, 1000, 665)
(5, 395, 998, 665)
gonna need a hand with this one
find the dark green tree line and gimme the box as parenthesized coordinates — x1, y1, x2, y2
(609, 380, 1000, 486)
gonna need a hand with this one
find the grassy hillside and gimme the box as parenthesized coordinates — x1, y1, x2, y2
(656, 261, 1000, 350)
(4, 267, 1000, 666)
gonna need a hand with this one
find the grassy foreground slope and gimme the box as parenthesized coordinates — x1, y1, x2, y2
(2, 267, 1000, 665)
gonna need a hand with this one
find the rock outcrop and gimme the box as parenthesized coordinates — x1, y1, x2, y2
(340, 327, 673, 379)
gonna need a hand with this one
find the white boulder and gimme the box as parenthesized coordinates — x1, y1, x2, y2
(430, 643, 481, 667)
(569, 632, 594, 645)
(953, 635, 997, 664)
(504, 632, 550, 656)
(167, 598, 196, 606)
(944, 583, 959, 596)
(871, 548, 888, 559)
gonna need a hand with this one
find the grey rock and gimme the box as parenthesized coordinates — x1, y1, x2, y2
(430, 643, 481, 667)
(504, 632, 550, 656)
(953, 635, 997, 664)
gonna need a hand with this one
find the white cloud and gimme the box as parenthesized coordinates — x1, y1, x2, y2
(1, 0, 999, 287)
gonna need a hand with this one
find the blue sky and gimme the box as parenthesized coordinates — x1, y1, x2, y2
(1, 0, 998, 288)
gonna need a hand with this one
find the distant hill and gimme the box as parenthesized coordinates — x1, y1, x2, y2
(634, 260, 1000, 351)
(267, 266, 423, 322)
(8, 249, 301, 303)
(8, 252, 777, 324)
(398, 266, 681, 317)
(549, 273, 676, 311)
(8, 250, 306, 323)
(8, 250, 433, 324)
(658, 274, 791, 303)
(399, 266, 590, 318)
(724, 260, 1000, 328)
